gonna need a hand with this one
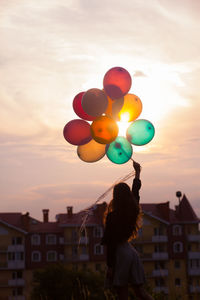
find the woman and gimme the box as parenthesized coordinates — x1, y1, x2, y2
(102, 161, 154, 300)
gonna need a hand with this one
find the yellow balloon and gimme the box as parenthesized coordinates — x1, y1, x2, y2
(105, 95, 124, 121)
(77, 139, 106, 163)
(118, 94, 142, 122)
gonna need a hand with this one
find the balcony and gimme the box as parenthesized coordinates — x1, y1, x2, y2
(153, 287, 168, 294)
(7, 261, 25, 269)
(8, 245, 24, 252)
(187, 235, 200, 242)
(9, 297, 25, 300)
(189, 286, 200, 293)
(152, 252, 168, 260)
(8, 279, 25, 286)
(64, 237, 89, 245)
(188, 252, 200, 259)
(152, 236, 168, 243)
(152, 269, 168, 277)
(79, 254, 89, 261)
(188, 268, 200, 276)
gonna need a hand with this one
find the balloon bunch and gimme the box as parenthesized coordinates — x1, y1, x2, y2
(63, 67, 155, 164)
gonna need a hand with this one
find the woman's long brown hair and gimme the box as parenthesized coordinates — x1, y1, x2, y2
(103, 182, 143, 240)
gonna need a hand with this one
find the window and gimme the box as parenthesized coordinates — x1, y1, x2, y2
(94, 244, 104, 255)
(72, 264, 78, 271)
(93, 226, 103, 238)
(8, 252, 15, 261)
(59, 237, 64, 244)
(12, 237, 22, 245)
(32, 251, 41, 262)
(155, 278, 165, 287)
(12, 287, 23, 296)
(47, 251, 57, 262)
(31, 234, 40, 245)
(59, 254, 64, 261)
(190, 259, 199, 269)
(154, 227, 164, 236)
(15, 252, 24, 260)
(155, 261, 165, 270)
(46, 234, 56, 245)
(81, 245, 87, 255)
(72, 246, 78, 256)
(12, 271, 22, 279)
(175, 278, 181, 286)
(8, 252, 24, 261)
(174, 260, 181, 269)
(173, 225, 182, 236)
(154, 244, 165, 252)
(173, 242, 183, 253)
(72, 230, 78, 242)
(0, 226, 8, 235)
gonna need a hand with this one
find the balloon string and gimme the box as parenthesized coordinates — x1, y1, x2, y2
(78, 170, 135, 247)
(121, 147, 134, 162)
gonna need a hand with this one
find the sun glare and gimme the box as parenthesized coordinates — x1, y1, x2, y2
(117, 112, 130, 136)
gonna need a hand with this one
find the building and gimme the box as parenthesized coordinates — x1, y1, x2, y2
(56, 204, 107, 273)
(135, 194, 200, 300)
(0, 193, 199, 300)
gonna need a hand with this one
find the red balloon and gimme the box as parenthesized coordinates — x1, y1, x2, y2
(73, 92, 96, 121)
(63, 119, 92, 146)
(103, 67, 132, 100)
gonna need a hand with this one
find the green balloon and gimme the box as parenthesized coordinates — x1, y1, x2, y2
(126, 119, 155, 146)
(106, 136, 133, 164)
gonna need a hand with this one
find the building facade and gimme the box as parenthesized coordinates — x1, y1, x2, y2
(0, 194, 199, 300)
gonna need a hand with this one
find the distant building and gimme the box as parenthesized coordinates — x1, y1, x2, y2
(0, 194, 199, 300)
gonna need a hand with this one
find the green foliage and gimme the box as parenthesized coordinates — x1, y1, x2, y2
(31, 263, 163, 300)
(31, 263, 110, 300)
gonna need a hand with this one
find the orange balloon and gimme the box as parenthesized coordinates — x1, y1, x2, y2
(105, 95, 124, 121)
(118, 94, 142, 122)
(91, 115, 119, 144)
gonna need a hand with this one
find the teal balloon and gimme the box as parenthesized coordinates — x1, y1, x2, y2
(106, 136, 133, 164)
(126, 119, 155, 146)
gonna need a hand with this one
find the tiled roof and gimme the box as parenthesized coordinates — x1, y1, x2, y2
(0, 196, 198, 231)
(29, 222, 62, 233)
(57, 203, 107, 226)
(141, 195, 199, 224)
(0, 213, 23, 228)
(177, 194, 199, 222)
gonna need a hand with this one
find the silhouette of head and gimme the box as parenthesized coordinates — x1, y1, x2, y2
(113, 182, 132, 211)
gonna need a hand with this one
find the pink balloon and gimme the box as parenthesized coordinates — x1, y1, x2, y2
(73, 92, 96, 121)
(63, 119, 92, 146)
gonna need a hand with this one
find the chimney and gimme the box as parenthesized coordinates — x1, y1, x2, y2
(21, 212, 30, 231)
(67, 206, 73, 216)
(42, 209, 49, 223)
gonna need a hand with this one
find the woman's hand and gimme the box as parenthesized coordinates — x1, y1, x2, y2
(133, 161, 141, 178)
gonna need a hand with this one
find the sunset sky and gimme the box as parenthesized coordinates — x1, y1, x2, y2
(0, 0, 200, 221)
